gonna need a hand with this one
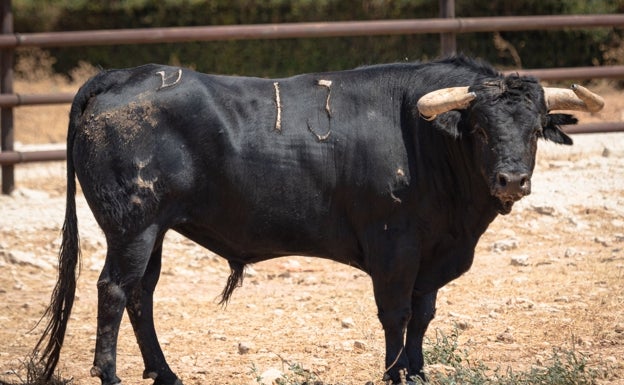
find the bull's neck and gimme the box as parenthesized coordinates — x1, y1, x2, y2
(413, 126, 499, 240)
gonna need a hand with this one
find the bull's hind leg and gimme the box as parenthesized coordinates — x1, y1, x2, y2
(125, 233, 182, 385)
(92, 225, 160, 385)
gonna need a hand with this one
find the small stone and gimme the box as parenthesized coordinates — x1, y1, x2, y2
(294, 292, 312, 301)
(492, 238, 519, 253)
(341, 317, 355, 329)
(594, 237, 609, 247)
(512, 276, 529, 284)
(564, 248, 579, 258)
(532, 205, 555, 216)
(605, 356, 618, 364)
(238, 341, 254, 354)
(244, 266, 258, 277)
(510, 255, 530, 266)
(496, 331, 515, 343)
(551, 160, 576, 169)
(15, 188, 49, 200)
(258, 368, 283, 385)
(353, 340, 367, 350)
(7, 250, 53, 270)
(282, 259, 302, 271)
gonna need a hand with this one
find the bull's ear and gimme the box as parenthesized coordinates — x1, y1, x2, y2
(543, 113, 575, 145)
(432, 111, 463, 139)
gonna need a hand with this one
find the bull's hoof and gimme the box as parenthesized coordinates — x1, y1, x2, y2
(91, 365, 123, 385)
(382, 368, 422, 384)
(152, 377, 184, 385)
(143, 369, 183, 385)
(155, 379, 183, 385)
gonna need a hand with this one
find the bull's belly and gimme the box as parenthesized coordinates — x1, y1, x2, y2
(172, 217, 362, 267)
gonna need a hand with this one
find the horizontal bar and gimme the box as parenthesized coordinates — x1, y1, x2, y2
(0, 149, 65, 165)
(508, 65, 624, 81)
(0, 92, 74, 107)
(0, 14, 622, 49)
(562, 121, 624, 134)
(0, 122, 621, 166)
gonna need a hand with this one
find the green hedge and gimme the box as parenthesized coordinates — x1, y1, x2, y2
(12, 0, 624, 78)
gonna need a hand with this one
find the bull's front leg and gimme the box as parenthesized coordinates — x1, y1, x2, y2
(372, 278, 414, 384)
(405, 290, 437, 382)
(369, 245, 420, 383)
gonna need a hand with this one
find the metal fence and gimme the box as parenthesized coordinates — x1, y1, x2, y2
(1, 0, 624, 193)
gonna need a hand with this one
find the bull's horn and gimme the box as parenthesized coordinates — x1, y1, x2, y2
(544, 84, 604, 113)
(417, 86, 477, 120)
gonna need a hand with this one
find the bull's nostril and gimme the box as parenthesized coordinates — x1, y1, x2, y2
(497, 173, 509, 187)
(495, 172, 530, 196)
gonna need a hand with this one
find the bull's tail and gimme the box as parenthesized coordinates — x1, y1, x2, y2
(31, 74, 103, 380)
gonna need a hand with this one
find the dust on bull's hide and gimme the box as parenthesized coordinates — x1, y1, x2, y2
(130, 156, 158, 206)
(83, 99, 160, 147)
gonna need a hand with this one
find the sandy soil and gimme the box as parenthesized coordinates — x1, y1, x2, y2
(0, 77, 623, 385)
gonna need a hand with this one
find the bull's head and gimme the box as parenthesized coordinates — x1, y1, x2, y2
(417, 77, 604, 214)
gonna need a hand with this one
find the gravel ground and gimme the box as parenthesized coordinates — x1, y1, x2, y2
(1, 130, 623, 384)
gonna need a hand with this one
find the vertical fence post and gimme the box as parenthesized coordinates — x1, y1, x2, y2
(0, 0, 13, 194)
(439, 0, 456, 56)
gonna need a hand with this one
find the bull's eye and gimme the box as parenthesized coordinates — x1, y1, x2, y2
(473, 126, 488, 143)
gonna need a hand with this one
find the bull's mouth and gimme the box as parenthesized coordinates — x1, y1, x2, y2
(489, 173, 532, 215)
(496, 198, 516, 215)
(492, 191, 527, 215)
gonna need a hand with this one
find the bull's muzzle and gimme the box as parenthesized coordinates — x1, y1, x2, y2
(492, 172, 531, 213)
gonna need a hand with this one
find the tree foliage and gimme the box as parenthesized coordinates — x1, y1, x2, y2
(12, 0, 624, 78)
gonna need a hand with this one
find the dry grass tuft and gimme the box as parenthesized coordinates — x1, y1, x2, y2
(0, 353, 72, 385)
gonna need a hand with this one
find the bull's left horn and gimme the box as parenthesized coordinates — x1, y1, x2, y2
(417, 86, 477, 120)
(544, 84, 604, 113)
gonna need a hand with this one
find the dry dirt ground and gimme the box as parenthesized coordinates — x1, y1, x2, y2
(0, 75, 623, 385)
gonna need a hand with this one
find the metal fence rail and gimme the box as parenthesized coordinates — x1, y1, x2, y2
(1, 4, 624, 192)
(0, 14, 622, 48)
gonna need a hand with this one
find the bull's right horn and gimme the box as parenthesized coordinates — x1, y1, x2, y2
(417, 86, 477, 120)
(544, 84, 605, 113)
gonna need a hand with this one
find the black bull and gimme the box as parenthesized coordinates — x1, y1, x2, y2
(33, 56, 603, 384)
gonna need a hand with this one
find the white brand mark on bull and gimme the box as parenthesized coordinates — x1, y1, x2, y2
(317, 79, 332, 116)
(156, 69, 182, 90)
(273, 82, 282, 131)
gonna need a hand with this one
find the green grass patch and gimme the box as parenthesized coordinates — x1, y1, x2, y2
(420, 327, 613, 385)
(250, 327, 615, 385)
